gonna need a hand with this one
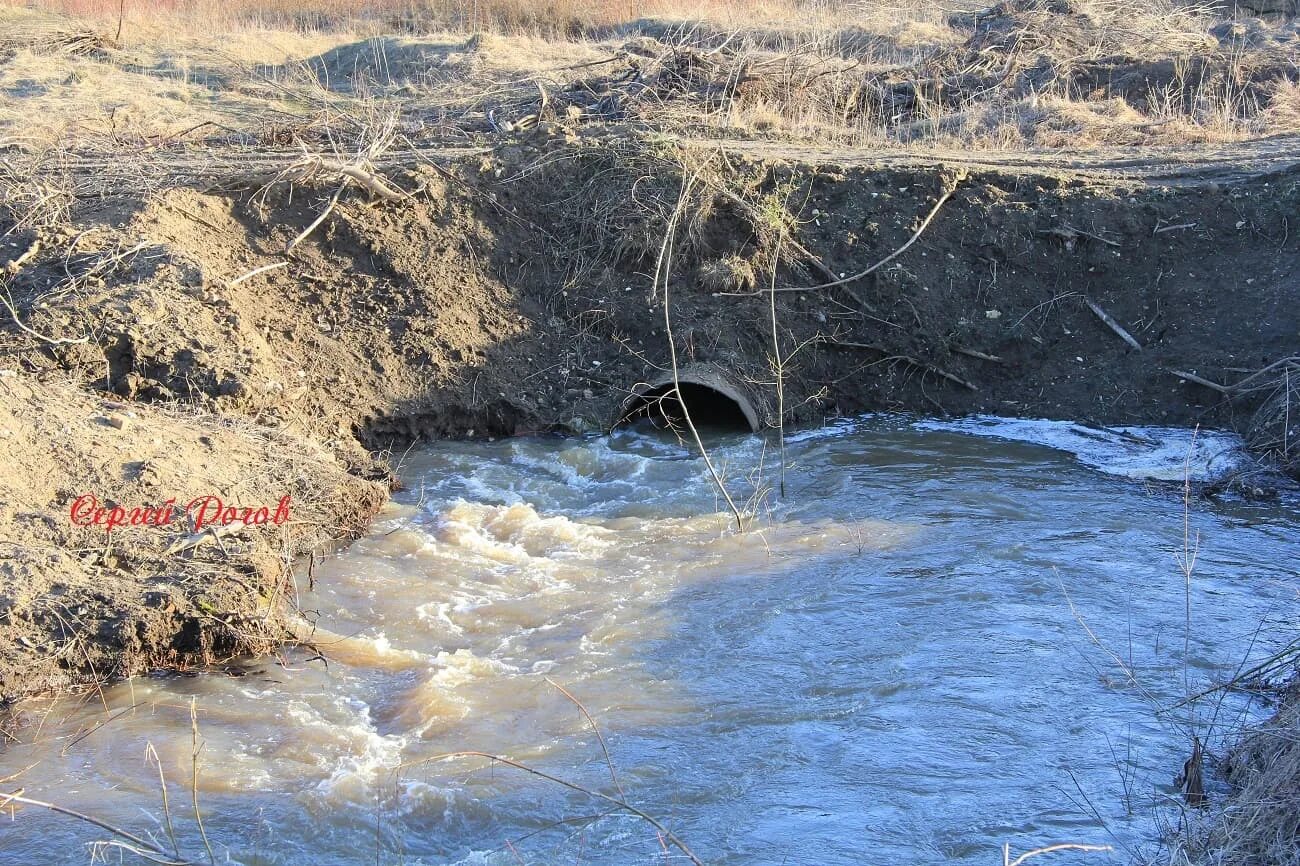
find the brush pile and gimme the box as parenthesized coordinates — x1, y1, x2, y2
(1245, 356, 1300, 479)
(0, 11, 111, 63)
(474, 0, 1300, 146)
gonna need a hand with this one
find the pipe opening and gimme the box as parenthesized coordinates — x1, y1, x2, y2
(618, 381, 756, 432)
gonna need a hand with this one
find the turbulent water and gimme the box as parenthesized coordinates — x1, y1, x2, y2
(2, 417, 1298, 866)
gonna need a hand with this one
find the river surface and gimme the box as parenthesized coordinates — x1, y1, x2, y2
(2, 416, 1298, 866)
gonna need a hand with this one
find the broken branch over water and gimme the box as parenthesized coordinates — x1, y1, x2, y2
(403, 751, 705, 866)
(0, 790, 195, 866)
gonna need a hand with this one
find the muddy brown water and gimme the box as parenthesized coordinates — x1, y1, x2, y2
(1, 417, 1297, 865)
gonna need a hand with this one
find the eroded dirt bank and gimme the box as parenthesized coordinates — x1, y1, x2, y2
(1, 137, 1298, 701)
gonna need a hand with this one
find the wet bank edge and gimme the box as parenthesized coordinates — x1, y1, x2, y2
(1, 142, 1297, 805)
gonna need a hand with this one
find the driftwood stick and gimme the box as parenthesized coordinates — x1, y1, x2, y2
(1085, 297, 1142, 351)
(952, 346, 1003, 363)
(831, 341, 979, 391)
(1168, 369, 1234, 395)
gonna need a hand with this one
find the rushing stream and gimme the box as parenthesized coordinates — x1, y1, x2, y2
(2, 416, 1298, 866)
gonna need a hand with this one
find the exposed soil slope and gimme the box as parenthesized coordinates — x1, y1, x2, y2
(0, 374, 386, 698)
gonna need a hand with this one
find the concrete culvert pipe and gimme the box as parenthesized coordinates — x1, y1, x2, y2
(614, 364, 762, 433)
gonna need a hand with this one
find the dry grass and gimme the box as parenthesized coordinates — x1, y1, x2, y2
(5, 0, 850, 37)
(1179, 687, 1300, 866)
(1, 0, 1297, 155)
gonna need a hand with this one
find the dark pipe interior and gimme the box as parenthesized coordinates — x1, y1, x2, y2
(619, 382, 753, 432)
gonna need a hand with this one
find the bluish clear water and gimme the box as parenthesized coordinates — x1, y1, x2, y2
(1, 417, 1295, 866)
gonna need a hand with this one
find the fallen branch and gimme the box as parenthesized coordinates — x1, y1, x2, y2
(774, 172, 966, 293)
(0, 288, 89, 346)
(1084, 297, 1142, 351)
(952, 346, 1003, 364)
(314, 158, 406, 201)
(238, 154, 410, 203)
(1168, 368, 1233, 395)
(1044, 225, 1120, 248)
(226, 260, 289, 288)
(831, 341, 979, 391)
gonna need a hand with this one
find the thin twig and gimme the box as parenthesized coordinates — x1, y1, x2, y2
(768, 236, 787, 498)
(1168, 369, 1233, 395)
(829, 341, 978, 391)
(226, 261, 289, 288)
(286, 181, 348, 254)
(146, 742, 182, 862)
(656, 155, 745, 531)
(404, 751, 704, 866)
(190, 699, 216, 866)
(1004, 842, 1113, 866)
(952, 346, 1003, 363)
(0, 288, 88, 345)
(544, 677, 625, 801)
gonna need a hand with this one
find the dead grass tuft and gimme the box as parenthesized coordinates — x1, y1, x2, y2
(697, 253, 758, 294)
(1180, 686, 1300, 866)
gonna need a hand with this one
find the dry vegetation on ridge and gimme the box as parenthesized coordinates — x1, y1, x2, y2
(2, 0, 1299, 155)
